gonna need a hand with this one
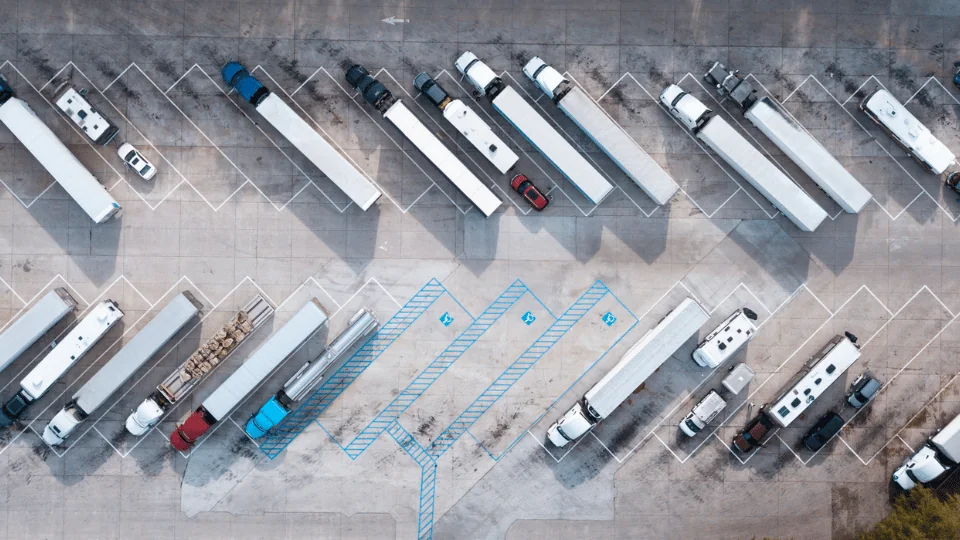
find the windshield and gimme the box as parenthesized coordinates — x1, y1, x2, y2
(140, 164, 152, 175)
(684, 418, 701, 434)
(124, 150, 137, 161)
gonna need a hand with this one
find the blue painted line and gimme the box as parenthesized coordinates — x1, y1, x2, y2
(387, 422, 437, 540)
(341, 280, 529, 459)
(257, 279, 448, 459)
(425, 281, 611, 459)
(525, 286, 558, 319)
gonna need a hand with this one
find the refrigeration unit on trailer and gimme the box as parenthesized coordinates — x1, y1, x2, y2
(860, 88, 957, 175)
(0, 288, 77, 375)
(170, 298, 328, 450)
(893, 412, 960, 490)
(345, 64, 502, 217)
(546, 298, 710, 447)
(659, 83, 828, 232)
(692, 308, 758, 368)
(703, 62, 872, 213)
(42, 292, 203, 445)
(0, 76, 121, 223)
(413, 73, 519, 174)
(0, 300, 123, 427)
(221, 62, 382, 211)
(523, 57, 679, 206)
(54, 86, 120, 145)
(125, 295, 274, 436)
(455, 52, 614, 205)
(246, 307, 379, 438)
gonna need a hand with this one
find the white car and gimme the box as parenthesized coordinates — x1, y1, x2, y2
(117, 143, 157, 180)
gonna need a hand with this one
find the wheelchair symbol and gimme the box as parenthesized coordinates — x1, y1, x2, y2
(602, 312, 616, 326)
(439, 312, 454, 326)
(521, 311, 536, 325)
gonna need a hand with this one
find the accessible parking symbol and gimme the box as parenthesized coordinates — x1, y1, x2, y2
(602, 312, 616, 326)
(439, 312, 454, 326)
(521, 311, 536, 325)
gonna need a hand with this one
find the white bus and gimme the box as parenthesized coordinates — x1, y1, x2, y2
(860, 88, 956, 175)
(767, 333, 861, 428)
(0, 300, 123, 426)
(0, 288, 77, 374)
(0, 90, 121, 223)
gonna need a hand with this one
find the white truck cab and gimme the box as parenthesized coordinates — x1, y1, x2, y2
(659, 84, 711, 132)
(522, 57, 567, 99)
(455, 52, 499, 95)
(125, 398, 164, 436)
(546, 401, 594, 447)
(893, 446, 947, 490)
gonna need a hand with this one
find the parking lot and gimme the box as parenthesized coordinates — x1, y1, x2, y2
(0, 1, 959, 539)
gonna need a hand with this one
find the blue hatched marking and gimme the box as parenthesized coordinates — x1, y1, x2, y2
(387, 422, 437, 540)
(342, 280, 529, 458)
(425, 281, 610, 459)
(257, 279, 447, 459)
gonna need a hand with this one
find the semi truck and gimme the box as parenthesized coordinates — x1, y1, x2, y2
(125, 294, 273, 436)
(41, 292, 203, 446)
(546, 298, 710, 447)
(522, 57, 679, 206)
(455, 52, 614, 206)
(170, 298, 328, 450)
(413, 73, 519, 175)
(0, 288, 77, 375)
(893, 412, 960, 490)
(0, 300, 123, 428)
(221, 62, 382, 211)
(703, 62, 872, 214)
(0, 75, 121, 223)
(345, 64, 502, 217)
(659, 83, 828, 232)
(860, 88, 957, 175)
(245, 307, 379, 438)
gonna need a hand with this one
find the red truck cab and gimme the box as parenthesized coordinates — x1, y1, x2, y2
(171, 407, 216, 451)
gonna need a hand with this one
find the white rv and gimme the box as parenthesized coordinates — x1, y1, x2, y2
(860, 88, 956, 175)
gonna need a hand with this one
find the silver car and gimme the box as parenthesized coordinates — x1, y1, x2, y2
(847, 372, 881, 408)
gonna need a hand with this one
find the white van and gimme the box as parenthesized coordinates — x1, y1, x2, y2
(693, 309, 758, 368)
(679, 390, 727, 437)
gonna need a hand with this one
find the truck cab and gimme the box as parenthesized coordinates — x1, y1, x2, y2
(893, 445, 949, 490)
(0, 392, 29, 427)
(345, 65, 395, 113)
(43, 405, 84, 445)
(245, 395, 289, 438)
(221, 61, 270, 107)
(412, 73, 452, 110)
(659, 84, 711, 133)
(0, 74, 13, 104)
(455, 52, 504, 98)
(522, 57, 568, 102)
(171, 407, 216, 451)
(679, 390, 727, 437)
(546, 402, 594, 447)
(126, 396, 165, 435)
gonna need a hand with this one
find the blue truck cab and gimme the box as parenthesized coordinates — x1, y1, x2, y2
(954, 64, 960, 92)
(245, 394, 291, 438)
(221, 61, 271, 106)
(0, 74, 15, 104)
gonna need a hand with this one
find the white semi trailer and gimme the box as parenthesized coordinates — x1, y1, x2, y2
(170, 298, 328, 450)
(125, 294, 274, 436)
(703, 63, 872, 214)
(0, 288, 77, 375)
(0, 300, 123, 427)
(455, 52, 614, 206)
(522, 57, 679, 206)
(42, 292, 203, 445)
(345, 64, 502, 217)
(0, 76, 121, 223)
(893, 412, 960, 490)
(659, 83, 828, 232)
(547, 298, 710, 447)
(413, 73, 520, 174)
(221, 62, 382, 211)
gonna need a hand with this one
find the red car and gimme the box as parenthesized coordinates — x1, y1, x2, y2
(510, 174, 549, 211)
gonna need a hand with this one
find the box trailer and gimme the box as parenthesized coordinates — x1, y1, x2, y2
(54, 86, 120, 146)
(703, 63, 872, 213)
(546, 298, 710, 447)
(456, 52, 614, 206)
(221, 62, 382, 211)
(125, 294, 274, 436)
(170, 298, 328, 450)
(345, 64, 502, 217)
(245, 307, 379, 438)
(859, 88, 956, 175)
(413, 73, 519, 174)
(0, 288, 77, 375)
(523, 57, 679, 206)
(0, 76, 121, 223)
(42, 292, 203, 445)
(660, 83, 828, 232)
(894, 412, 960, 490)
(0, 300, 123, 427)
